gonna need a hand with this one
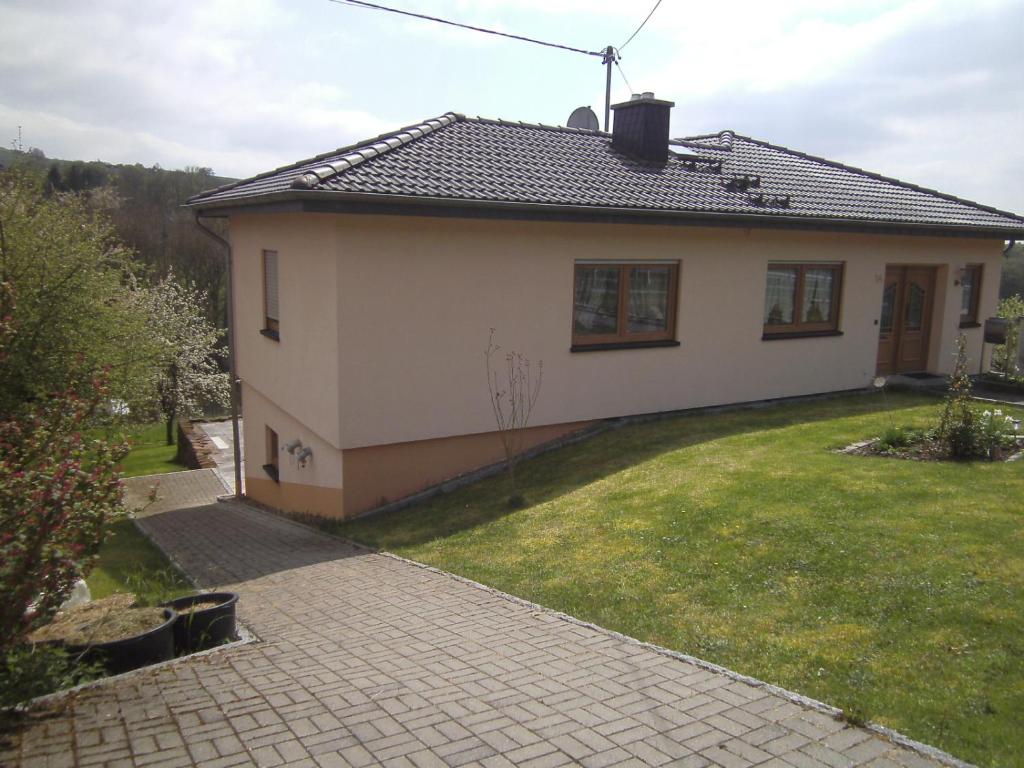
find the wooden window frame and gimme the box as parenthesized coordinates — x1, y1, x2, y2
(959, 264, 983, 328)
(762, 262, 844, 339)
(571, 262, 679, 350)
(262, 249, 280, 340)
(263, 426, 279, 483)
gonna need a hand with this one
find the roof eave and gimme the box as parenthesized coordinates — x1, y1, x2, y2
(188, 190, 1024, 239)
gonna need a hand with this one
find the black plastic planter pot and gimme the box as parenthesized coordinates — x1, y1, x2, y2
(67, 608, 177, 675)
(162, 592, 239, 653)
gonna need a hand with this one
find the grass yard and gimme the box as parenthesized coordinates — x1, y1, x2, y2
(87, 518, 192, 606)
(332, 393, 1024, 767)
(86, 421, 191, 603)
(117, 421, 185, 478)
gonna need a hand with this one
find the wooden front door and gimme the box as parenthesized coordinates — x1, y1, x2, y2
(876, 266, 936, 375)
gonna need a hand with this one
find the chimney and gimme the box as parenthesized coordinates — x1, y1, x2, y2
(610, 92, 675, 163)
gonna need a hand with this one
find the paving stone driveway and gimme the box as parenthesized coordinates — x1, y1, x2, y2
(3, 498, 959, 768)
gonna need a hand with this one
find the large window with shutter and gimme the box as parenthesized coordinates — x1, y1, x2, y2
(262, 249, 280, 339)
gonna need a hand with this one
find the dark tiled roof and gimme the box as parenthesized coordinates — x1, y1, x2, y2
(188, 113, 1024, 235)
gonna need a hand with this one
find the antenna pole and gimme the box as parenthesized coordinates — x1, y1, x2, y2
(603, 45, 614, 131)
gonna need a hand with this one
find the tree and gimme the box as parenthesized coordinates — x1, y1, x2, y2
(0, 168, 159, 416)
(132, 273, 229, 444)
(0, 282, 126, 651)
(485, 329, 543, 508)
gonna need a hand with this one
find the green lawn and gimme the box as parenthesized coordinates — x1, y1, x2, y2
(87, 518, 192, 606)
(117, 421, 185, 477)
(86, 421, 191, 603)
(331, 393, 1024, 767)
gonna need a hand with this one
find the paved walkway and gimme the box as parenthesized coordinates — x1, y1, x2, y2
(3, 495, 958, 767)
(195, 419, 244, 495)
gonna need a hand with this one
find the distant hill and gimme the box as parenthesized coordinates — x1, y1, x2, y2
(0, 146, 235, 190)
(1003, 242, 1023, 300)
(1, 147, 237, 328)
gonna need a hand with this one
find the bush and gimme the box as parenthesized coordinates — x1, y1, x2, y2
(876, 425, 924, 452)
(0, 283, 127, 652)
(976, 409, 1020, 459)
(937, 335, 978, 458)
(991, 295, 1024, 380)
(0, 644, 103, 709)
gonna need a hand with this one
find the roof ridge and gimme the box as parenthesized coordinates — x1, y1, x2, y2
(727, 132, 1024, 224)
(291, 113, 461, 190)
(678, 130, 735, 150)
(463, 115, 611, 138)
(188, 112, 463, 203)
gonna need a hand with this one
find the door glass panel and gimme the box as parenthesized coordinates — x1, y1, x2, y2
(627, 267, 670, 333)
(764, 267, 798, 325)
(880, 283, 896, 333)
(905, 283, 925, 330)
(802, 268, 835, 324)
(574, 267, 620, 335)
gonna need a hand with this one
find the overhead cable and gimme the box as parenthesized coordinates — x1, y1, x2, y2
(618, 0, 664, 52)
(327, 0, 605, 57)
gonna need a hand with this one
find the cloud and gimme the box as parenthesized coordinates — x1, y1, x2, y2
(0, 0, 1020, 214)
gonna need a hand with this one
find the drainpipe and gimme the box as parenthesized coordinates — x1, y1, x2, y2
(194, 212, 243, 500)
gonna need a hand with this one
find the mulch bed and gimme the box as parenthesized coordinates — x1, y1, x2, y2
(28, 594, 167, 646)
(842, 437, 1022, 462)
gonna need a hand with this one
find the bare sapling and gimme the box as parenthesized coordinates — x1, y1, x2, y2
(485, 329, 543, 508)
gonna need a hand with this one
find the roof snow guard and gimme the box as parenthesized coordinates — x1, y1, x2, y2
(188, 113, 1024, 238)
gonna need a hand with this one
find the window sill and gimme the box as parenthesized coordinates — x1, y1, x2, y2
(262, 463, 280, 483)
(959, 321, 981, 329)
(260, 328, 280, 341)
(762, 330, 844, 341)
(571, 340, 680, 353)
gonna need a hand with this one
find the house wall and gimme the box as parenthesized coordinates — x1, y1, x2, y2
(229, 213, 342, 448)
(333, 214, 1004, 449)
(341, 420, 594, 514)
(229, 211, 1004, 518)
(241, 382, 345, 517)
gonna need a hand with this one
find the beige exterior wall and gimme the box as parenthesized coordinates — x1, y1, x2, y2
(229, 211, 1005, 517)
(241, 382, 345, 517)
(230, 214, 342, 449)
(332, 216, 1004, 447)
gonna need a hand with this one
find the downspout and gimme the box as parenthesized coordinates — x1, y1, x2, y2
(194, 212, 243, 500)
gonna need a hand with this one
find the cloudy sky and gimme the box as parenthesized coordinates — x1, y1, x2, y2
(2, 0, 1022, 212)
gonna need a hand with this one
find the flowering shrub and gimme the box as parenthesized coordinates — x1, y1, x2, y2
(976, 409, 1020, 459)
(0, 282, 127, 652)
(0, 382, 127, 651)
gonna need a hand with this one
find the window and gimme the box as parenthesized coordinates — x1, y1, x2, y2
(959, 264, 982, 327)
(263, 426, 279, 482)
(572, 262, 679, 349)
(763, 263, 843, 338)
(262, 249, 280, 339)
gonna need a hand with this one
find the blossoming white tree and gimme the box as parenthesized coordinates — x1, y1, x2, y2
(132, 272, 230, 444)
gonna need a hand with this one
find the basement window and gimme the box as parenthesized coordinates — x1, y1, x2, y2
(262, 249, 280, 340)
(763, 263, 843, 339)
(572, 262, 679, 351)
(263, 426, 279, 483)
(959, 264, 982, 327)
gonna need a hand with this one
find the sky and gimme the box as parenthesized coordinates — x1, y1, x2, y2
(1, 0, 1022, 212)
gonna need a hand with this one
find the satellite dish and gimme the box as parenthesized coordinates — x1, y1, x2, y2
(567, 106, 600, 131)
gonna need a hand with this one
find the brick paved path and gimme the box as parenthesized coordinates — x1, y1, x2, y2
(3, 499, 960, 768)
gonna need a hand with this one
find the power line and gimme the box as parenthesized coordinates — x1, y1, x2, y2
(618, 0, 664, 52)
(326, 0, 604, 58)
(613, 57, 634, 95)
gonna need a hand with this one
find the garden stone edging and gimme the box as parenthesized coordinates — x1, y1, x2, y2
(248, 502, 976, 768)
(12, 514, 260, 712)
(18, 623, 257, 711)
